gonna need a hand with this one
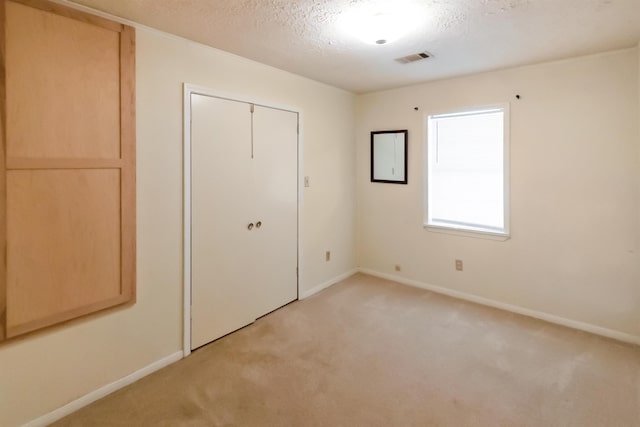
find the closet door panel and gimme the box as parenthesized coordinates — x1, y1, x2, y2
(191, 94, 255, 349)
(252, 106, 298, 318)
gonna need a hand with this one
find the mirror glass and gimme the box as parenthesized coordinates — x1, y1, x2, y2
(371, 130, 407, 184)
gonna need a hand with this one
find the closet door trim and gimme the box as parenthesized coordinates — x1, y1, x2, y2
(182, 83, 301, 357)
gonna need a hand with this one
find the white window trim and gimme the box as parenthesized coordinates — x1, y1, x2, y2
(424, 103, 511, 240)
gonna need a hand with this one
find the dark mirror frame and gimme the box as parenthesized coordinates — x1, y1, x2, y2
(370, 130, 408, 184)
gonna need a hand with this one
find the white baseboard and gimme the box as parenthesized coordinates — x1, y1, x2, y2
(24, 351, 184, 427)
(300, 269, 358, 299)
(359, 268, 640, 346)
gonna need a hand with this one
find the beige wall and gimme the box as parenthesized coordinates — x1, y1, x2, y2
(356, 48, 640, 338)
(0, 27, 356, 426)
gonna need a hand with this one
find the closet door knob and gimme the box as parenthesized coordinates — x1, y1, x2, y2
(247, 223, 254, 230)
(256, 221, 262, 229)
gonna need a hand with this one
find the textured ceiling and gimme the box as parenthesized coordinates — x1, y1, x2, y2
(67, 0, 640, 93)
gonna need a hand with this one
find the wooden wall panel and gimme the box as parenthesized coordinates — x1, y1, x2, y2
(6, 170, 122, 335)
(0, 0, 6, 342)
(0, 0, 136, 341)
(120, 25, 137, 301)
(5, 0, 121, 159)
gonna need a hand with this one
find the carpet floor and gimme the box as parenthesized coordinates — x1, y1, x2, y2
(54, 273, 640, 426)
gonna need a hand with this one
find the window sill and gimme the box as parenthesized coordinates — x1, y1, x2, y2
(424, 224, 510, 241)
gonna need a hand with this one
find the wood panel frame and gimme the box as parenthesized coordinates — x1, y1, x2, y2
(0, 0, 136, 341)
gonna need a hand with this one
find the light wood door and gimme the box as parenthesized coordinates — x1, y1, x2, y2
(190, 94, 255, 349)
(252, 106, 298, 318)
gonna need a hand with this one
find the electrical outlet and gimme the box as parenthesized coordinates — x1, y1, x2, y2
(394, 265, 401, 272)
(326, 251, 331, 262)
(304, 176, 310, 187)
(455, 259, 463, 271)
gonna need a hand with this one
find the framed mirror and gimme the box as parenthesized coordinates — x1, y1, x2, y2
(371, 130, 408, 184)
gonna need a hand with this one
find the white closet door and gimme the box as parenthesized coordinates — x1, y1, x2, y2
(252, 106, 298, 318)
(191, 94, 255, 349)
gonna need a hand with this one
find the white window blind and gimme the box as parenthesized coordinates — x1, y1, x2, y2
(426, 106, 509, 236)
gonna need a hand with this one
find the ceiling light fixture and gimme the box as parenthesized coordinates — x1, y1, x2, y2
(355, 11, 404, 45)
(341, 3, 419, 46)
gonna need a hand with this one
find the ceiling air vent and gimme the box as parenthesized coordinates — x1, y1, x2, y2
(395, 51, 432, 64)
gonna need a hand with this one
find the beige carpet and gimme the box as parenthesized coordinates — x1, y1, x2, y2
(54, 273, 640, 426)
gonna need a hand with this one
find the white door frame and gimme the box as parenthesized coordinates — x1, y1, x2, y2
(182, 83, 302, 357)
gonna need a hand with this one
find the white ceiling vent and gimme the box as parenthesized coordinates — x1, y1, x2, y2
(395, 51, 432, 64)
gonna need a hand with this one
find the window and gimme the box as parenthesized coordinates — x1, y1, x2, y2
(426, 105, 509, 237)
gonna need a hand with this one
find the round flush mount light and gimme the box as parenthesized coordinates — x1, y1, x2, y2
(340, 3, 419, 46)
(352, 11, 407, 45)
